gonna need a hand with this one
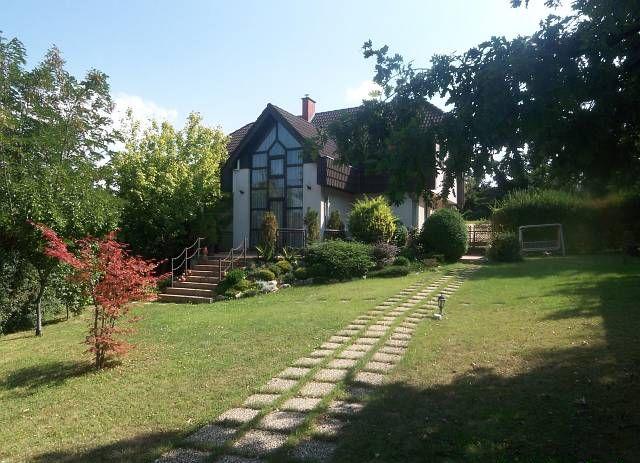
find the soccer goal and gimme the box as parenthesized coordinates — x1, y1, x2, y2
(518, 223, 566, 256)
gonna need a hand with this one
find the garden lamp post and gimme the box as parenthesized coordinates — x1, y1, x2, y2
(438, 293, 446, 316)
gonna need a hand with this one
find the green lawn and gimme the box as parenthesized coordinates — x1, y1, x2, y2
(333, 255, 640, 462)
(0, 271, 430, 463)
(3, 255, 639, 463)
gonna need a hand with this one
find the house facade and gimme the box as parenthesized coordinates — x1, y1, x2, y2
(222, 96, 460, 248)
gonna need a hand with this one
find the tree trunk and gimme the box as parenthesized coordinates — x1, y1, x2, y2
(33, 269, 50, 337)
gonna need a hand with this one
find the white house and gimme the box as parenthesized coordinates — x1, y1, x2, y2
(222, 96, 461, 248)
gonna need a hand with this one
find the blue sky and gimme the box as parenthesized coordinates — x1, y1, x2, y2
(3, 0, 569, 133)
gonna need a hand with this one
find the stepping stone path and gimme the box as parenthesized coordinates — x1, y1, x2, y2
(155, 265, 480, 462)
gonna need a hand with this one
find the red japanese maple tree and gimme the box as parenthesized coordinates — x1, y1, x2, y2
(34, 223, 160, 368)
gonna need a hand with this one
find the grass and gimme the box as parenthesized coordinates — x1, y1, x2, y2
(0, 271, 429, 463)
(3, 255, 638, 463)
(333, 255, 640, 462)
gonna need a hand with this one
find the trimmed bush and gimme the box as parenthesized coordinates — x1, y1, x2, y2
(419, 208, 468, 262)
(275, 260, 292, 274)
(348, 196, 397, 243)
(487, 232, 523, 262)
(216, 269, 247, 295)
(372, 242, 400, 268)
(304, 240, 374, 280)
(392, 256, 410, 267)
(369, 266, 410, 278)
(251, 268, 276, 282)
(492, 189, 640, 253)
(294, 266, 308, 280)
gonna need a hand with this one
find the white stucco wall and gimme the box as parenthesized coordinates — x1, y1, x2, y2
(325, 189, 353, 232)
(392, 196, 416, 229)
(302, 162, 325, 228)
(232, 168, 250, 248)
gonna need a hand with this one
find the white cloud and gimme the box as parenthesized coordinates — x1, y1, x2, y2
(345, 80, 382, 105)
(112, 92, 178, 131)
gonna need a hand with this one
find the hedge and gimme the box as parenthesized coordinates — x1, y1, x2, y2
(304, 240, 374, 280)
(491, 189, 640, 253)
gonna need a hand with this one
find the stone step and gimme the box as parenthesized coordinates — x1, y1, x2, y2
(164, 286, 216, 298)
(187, 269, 220, 277)
(182, 275, 220, 283)
(158, 293, 213, 304)
(191, 264, 221, 271)
(171, 281, 218, 290)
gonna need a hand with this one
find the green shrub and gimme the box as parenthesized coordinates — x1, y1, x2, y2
(304, 240, 374, 280)
(393, 222, 409, 247)
(419, 208, 468, 262)
(491, 189, 640, 253)
(267, 263, 282, 277)
(216, 269, 247, 295)
(275, 260, 292, 274)
(327, 210, 344, 231)
(304, 208, 320, 243)
(487, 232, 523, 262)
(348, 196, 397, 243)
(294, 266, 308, 280)
(369, 266, 410, 278)
(252, 268, 276, 281)
(393, 256, 410, 266)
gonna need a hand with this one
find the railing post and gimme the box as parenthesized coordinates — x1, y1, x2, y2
(171, 258, 174, 288)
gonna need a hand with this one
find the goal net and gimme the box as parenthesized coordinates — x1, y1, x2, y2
(518, 223, 566, 255)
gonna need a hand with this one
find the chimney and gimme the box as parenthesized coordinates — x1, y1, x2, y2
(301, 94, 316, 122)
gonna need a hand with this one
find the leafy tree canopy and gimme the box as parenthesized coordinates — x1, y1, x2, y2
(109, 112, 229, 259)
(0, 33, 120, 335)
(327, 0, 640, 197)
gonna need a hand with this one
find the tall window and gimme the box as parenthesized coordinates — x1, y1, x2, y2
(250, 122, 303, 246)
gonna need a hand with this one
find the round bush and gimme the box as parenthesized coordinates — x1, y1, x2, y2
(348, 196, 397, 243)
(294, 267, 308, 280)
(419, 208, 468, 262)
(487, 232, 523, 262)
(275, 260, 292, 274)
(216, 269, 247, 295)
(304, 240, 374, 280)
(267, 263, 282, 277)
(392, 256, 410, 267)
(252, 268, 276, 281)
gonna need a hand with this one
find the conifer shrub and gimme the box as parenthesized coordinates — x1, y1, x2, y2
(348, 196, 397, 243)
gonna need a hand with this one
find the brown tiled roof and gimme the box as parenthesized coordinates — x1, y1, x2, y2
(227, 122, 253, 154)
(310, 106, 361, 131)
(226, 101, 443, 159)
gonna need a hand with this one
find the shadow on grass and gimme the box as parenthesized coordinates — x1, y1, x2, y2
(0, 361, 93, 396)
(30, 430, 182, 463)
(333, 344, 639, 462)
(329, 256, 640, 462)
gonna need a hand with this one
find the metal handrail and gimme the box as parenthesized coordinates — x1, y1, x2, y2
(219, 236, 247, 280)
(171, 237, 204, 287)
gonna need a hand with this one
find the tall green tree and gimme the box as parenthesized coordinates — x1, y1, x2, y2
(328, 0, 640, 196)
(110, 112, 229, 260)
(0, 34, 120, 336)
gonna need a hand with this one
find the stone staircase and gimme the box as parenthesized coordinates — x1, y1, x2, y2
(158, 254, 245, 304)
